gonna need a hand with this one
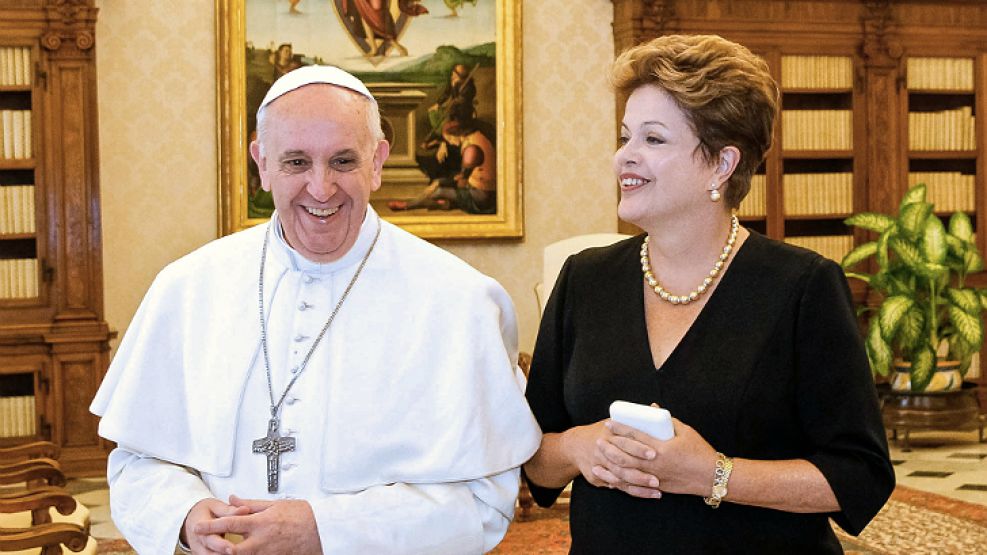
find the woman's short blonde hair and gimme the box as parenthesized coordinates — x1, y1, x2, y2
(611, 34, 779, 209)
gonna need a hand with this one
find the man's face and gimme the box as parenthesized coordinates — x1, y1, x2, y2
(250, 85, 389, 263)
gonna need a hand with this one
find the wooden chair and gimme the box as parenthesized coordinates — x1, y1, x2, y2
(0, 442, 94, 555)
(0, 443, 60, 463)
(0, 523, 90, 555)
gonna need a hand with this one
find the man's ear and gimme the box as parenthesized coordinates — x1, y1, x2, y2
(370, 140, 390, 193)
(249, 141, 271, 192)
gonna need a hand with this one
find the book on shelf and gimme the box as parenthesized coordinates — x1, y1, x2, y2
(737, 175, 766, 218)
(781, 56, 852, 89)
(908, 173, 975, 212)
(784, 235, 854, 263)
(0, 47, 31, 86)
(907, 57, 974, 91)
(908, 107, 975, 151)
(783, 173, 853, 215)
(782, 110, 852, 150)
(0, 110, 32, 160)
(0, 185, 36, 234)
(0, 258, 38, 299)
(0, 395, 35, 437)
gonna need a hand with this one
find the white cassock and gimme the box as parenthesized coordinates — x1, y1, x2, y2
(90, 207, 542, 554)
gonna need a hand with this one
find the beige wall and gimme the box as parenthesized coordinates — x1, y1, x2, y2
(97, 0, 617, 353)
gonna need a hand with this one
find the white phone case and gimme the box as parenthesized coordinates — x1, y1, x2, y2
(608, 400, 674, 440)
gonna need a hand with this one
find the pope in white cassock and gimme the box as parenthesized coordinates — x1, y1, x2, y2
(90, 65, 542, 554)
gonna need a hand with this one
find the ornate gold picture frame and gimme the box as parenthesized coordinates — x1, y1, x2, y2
(217, 0, 522, 239)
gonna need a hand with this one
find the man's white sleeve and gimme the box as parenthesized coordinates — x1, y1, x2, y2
(310, 467, 520, 554)
(106, 446, 215, 554)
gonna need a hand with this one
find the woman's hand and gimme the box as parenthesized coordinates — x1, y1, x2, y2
(596, 416, 718, 499)
(561, 420, 658, 491)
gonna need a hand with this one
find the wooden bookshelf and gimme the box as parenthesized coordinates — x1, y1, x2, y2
(0, 1, 112, 475)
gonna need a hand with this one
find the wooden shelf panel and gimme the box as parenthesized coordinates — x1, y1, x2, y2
(783, 87, 853, 94)
(0, 159, 35, 170)
(782, 150, 854, 159)
(0, 85, 30, 93)
(784, 213, 853, 221)
(908, 89, 975, 96)
(908, 151, 978, 159)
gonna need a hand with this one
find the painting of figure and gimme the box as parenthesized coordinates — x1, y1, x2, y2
(222, 0, 521, 238)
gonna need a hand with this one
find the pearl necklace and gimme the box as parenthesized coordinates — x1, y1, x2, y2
(640, 215, 739, 305)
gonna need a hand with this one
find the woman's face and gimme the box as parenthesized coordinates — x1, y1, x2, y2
(613, 84, 718, 228)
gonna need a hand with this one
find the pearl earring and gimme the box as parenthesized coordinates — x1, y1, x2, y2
(709, 181, 721, 202)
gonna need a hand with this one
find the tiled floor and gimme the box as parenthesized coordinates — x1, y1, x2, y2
(65, 429, 987, 545)
(887, 429, 987, 506)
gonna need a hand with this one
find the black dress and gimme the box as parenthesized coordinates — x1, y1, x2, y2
(524, 231, 895, 554)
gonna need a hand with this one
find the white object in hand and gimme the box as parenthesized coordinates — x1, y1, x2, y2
(609, 401, 674, 440)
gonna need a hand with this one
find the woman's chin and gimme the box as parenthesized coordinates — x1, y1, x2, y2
(617, 202, 650, 229)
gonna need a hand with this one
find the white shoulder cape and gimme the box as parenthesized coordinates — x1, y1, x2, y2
(91, 214, 541, 493)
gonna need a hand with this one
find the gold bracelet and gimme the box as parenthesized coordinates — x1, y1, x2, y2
(703, 452, 733, 509)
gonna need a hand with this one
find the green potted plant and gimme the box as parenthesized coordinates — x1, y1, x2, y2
(841, 183, 987, 392)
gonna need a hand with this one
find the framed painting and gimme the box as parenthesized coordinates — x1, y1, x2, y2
(217, 0, 523, 239)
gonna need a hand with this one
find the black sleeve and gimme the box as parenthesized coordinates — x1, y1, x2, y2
(523, 256, 576, 507)
(795, 258, 896, 534)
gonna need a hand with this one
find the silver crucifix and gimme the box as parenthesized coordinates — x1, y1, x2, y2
(252, 418, 296, 492)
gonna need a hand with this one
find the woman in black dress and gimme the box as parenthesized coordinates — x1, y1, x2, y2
(522, 34, 894, 554)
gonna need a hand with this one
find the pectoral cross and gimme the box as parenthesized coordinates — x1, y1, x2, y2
(253, 418, 296, 492)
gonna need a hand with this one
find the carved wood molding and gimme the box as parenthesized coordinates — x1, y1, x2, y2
(860, 0, 902, 69)
(42, 0, 96, 53)
(612, 0, 678, 54)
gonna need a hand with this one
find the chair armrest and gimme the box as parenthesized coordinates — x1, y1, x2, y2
(0, 441, 60, 462)
(0, 522, 89, 552)
(0, 457, 61, 475)
(0, 464, 67, 488)
(518, 352, 532, 378)
(0, 486, 76, 517)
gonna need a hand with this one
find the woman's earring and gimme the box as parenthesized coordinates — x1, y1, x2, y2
(708, 181, 722, 202)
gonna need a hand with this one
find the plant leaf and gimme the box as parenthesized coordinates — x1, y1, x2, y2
(946, 288, 982, 314)
(843, 271, 872, 285)
(945, 234, 967, 257)
(877, 229, 892, 269)
(878, 295, 914, 341)
(964, 250, 984, 273)
(979, 289, 987, 310)
(866, 318, 892, 377)
(842, 241, 877, 269)
(900, 183, 928, 208)
(948, 305, 983, 349)
(949, 335, 976, 377)
(948, 212, 974, 242)
(889, 237, 922, 268)
(845, 213, 895, 233)
(914, 262, 948, 280)
(909, 346, 936, 392)
(921, 215, 948, 264)
(896, 306, 925, 351)
(899, 202, 933, 241)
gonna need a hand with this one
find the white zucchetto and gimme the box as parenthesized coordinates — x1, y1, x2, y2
(259, 65, 376, 113)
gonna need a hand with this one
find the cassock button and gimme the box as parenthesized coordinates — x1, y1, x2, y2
(293, 334, 308, 342)
(282, 462, 295, 470)
(298, 301, 312, 311)
(290, 366, 300, 374)
(303, 275, 315, 284)
(286, 396, 298, 405)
